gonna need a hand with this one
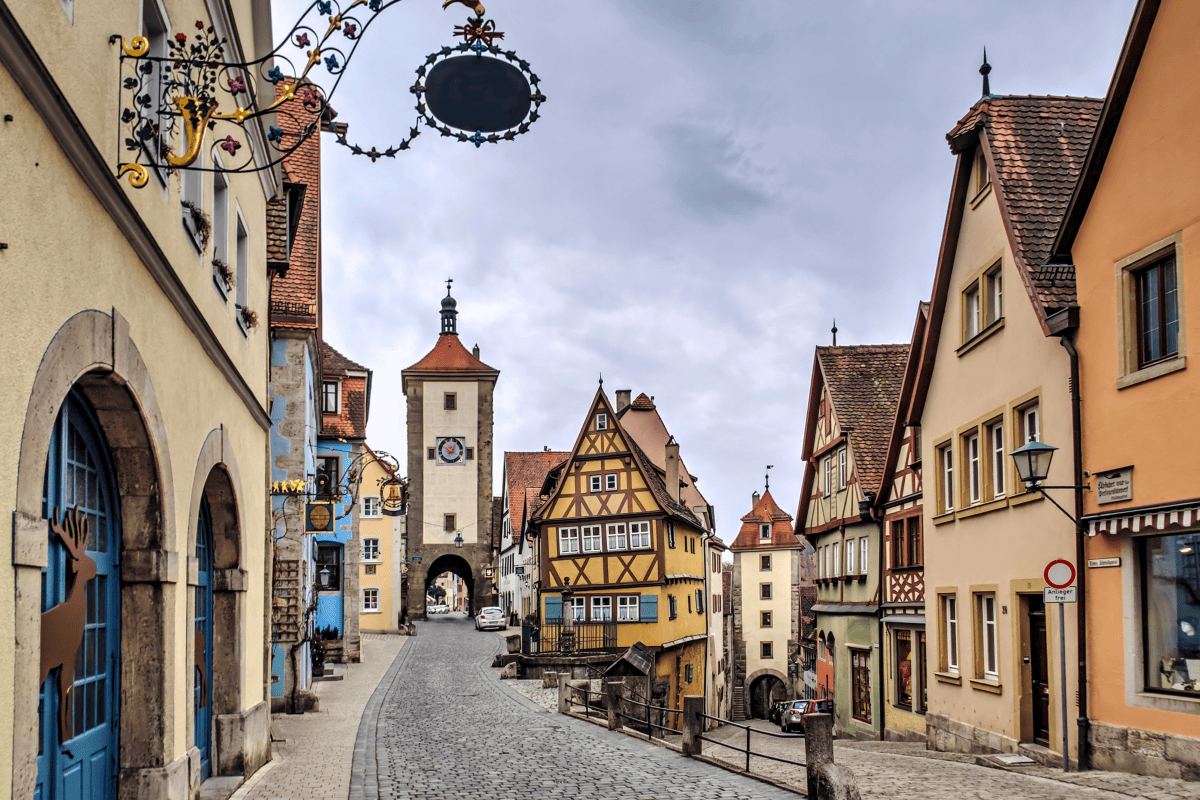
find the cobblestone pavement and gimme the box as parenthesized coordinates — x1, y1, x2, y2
(233, 634, 406, 800)
(699, 719, 1200, 800)
(361, 615, 801, 799)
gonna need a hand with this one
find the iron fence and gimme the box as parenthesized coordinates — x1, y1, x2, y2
(535, 621, 616, 653)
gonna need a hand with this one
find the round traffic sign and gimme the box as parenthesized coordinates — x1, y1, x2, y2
(1044, 559, 1076, 589)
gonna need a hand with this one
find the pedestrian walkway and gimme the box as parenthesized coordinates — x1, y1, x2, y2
(232, 634, 406, 800)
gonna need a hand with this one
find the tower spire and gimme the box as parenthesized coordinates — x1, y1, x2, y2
(765, 464, 774, 492)
(980, 47, 992, 98)
(440, 280, 458, 335)
(831, 319, 838, 347)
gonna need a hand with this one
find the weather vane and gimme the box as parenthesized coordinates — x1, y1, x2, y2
(766, 465, 774, 491)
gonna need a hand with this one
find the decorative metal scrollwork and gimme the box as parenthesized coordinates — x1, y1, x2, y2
(270, 449, 406, 519)
(114, 0, 545, 187)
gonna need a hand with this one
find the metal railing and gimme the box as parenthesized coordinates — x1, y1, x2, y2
(697, 713, 806, 773)
(535, 621, 617, 653)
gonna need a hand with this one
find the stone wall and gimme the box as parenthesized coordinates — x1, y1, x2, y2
(1089, 721, 1200, 782)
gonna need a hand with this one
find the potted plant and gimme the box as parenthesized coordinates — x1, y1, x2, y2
(236, 304, 259, 330)
(212, 257, 234, 290)
(181, 200, 211, 249)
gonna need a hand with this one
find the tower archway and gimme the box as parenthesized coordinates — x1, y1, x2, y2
(421, 553, 475, 617)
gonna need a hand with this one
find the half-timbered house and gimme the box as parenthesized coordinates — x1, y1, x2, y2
(798, 343, 909, 739)
(873, 304, 930, 741)
(532, 387, 710, 716)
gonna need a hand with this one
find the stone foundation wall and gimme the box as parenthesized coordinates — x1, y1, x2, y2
(926, 713, 1019, 757)
(1089, 721, 1200, 782)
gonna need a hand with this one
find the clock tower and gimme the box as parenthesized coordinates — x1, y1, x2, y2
(402, 287, 500, 618)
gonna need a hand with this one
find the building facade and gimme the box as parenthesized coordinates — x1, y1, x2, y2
(533, 388, 710, 715)
(1, 0, 278, 796)
(799, 344, 908, 739)
(916, 89, 1100, 764)
(358, 446, 406, 632)
(730, 489, 804, 720)
(1048, 0, 1200, 778)
(498, 451, 568, 623)
(403, 290, 499, 618)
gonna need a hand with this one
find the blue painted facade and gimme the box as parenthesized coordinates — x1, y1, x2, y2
(314, 438, 356, 635)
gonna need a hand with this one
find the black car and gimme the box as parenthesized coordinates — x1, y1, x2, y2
(768, 701, 788, 724)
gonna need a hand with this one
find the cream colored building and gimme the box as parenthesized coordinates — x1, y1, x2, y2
(730, 489, 804, 720)
(0, 0, 279, 796)
(358, 447, 406, 632)
(915, 89, 1101, 765)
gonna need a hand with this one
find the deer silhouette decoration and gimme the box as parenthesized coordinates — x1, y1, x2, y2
(39, 508, 96, 743)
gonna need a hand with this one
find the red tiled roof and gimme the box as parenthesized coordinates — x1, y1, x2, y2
(731, 489, 799, 550)
(630, 393, 656, 410)
(321, 341, 370, 440)
(817, 344, 909, 495)
(404, 334, 497, 374)
(627, 437, 705, 530)
(504, 452, 569, 539)
(947, 95, 1103, 313)
(322, 341, 368, 376)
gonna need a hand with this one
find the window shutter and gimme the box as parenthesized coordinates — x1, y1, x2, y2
(545, 595, 562, 623)
(696, 589, 704, 614)
(639, 595, 657, 622)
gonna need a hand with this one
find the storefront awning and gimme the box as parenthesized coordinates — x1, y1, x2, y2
(881, 614, 925, 625)
(1085, 502, 1200, 537)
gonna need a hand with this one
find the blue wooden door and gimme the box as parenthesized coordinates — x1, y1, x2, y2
(195, 497, 214, 781)
(37, 392, 121, 800)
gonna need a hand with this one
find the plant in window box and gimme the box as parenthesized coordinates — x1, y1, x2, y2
(181, 200, 211, 249)
(212, 257, 233, 290)
(236, 304, 259, 330)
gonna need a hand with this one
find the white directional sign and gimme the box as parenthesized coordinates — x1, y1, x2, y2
(1043, 586, 1077, 604)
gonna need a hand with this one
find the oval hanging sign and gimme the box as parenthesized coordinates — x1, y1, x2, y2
(425, 56, 532, 133)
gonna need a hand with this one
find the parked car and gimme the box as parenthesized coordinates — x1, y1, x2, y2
(781, 698, 834, 733)
(475, 606, 507, 631)
(769, 701, 787, 725)
(428, 603, 448, 614)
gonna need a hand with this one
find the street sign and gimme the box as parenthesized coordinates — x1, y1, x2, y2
(515, 566, 525, 575)
(1087, 557, 1120, 569)
(1044, 559, 1076, 589)
(1043, 586, 1077, 603)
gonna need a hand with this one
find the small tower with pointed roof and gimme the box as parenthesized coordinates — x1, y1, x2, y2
(729, 485, 805, 721)
(402, 288, 500, 619)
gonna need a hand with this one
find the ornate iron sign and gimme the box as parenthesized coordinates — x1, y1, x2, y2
(114, 0, 545, 187)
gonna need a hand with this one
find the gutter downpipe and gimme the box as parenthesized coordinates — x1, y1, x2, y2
(1058, 329, 1090, 771)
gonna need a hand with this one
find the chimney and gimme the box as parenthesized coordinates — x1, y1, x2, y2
(616, 389, 631, 413)
(752, 491, 761, 507)
(472, 344, 480, 359)
(665, 437, 680, 503)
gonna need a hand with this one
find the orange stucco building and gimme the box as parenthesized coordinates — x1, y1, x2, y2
(1048, 0, 1200, 779)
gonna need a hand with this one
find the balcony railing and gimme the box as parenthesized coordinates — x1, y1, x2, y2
(531, 621, 617, 653)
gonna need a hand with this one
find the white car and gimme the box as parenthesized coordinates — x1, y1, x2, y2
(475, 606, 507, 631)
(428, 603, 448, 614)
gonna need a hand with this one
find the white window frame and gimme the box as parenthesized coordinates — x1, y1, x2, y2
(629, 521, 651, 549)
(1021, 403, 1040, 445)
(832, 542, 840, 578)
(940, 444, 954, 513)
(361, 537, 381, 562)
(570, 596, 586, 621)
(362, 587, 380, 613)
(943, 595, 959, 674)
(981, 593, 999, 680)
(606, 522, 627, 551)
(211, 157, 230, 295)
(589, 474, 602, 493)
(845, 538, 855, 575)
(759, 523, 770, 541)
(581, 524, 602, 553)
(989, 421, 1005, 499)
(859, 536, 868, 575)
(362, 496, 381, 519)
(605, 473, 618, 491)
(823, 456, 832, 493)
(966, 431, 981, 505)
(558, 526, 580, 556)
(616, 595, 639, 622)
(985, 265, 1003, 326)
(590, 596, 612, 621)
(234, 205, 250, 332)
(838, 448, 847, 489)
(596, 413, 608, 431)
(964, 282, 981, 341)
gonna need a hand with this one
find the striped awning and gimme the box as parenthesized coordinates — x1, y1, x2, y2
(1086, 503, 1200, 537)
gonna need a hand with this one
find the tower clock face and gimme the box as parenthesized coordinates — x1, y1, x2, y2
(437, 437, 465, 464)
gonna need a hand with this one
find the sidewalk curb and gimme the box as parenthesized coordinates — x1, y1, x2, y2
(348, 637, 412, 800)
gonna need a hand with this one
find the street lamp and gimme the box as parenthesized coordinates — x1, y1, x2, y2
(454, 531, 464, 548)
(318, 565, 332, 588)
(1010, 440, 1058, 488)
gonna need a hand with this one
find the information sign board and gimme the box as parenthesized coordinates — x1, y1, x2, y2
(1044, 586, 1077, 603)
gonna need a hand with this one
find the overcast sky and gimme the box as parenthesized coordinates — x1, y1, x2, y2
(272, 0, 1132, 547)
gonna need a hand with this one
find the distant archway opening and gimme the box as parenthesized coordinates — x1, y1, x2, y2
(423, 554, 475, 618)
(749, 673, 788, 720)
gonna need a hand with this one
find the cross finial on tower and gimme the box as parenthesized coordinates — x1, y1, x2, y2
(765, 464, 774, 492)
(445, 277, 454, 295)
(831, 319, 838, 347)
(980, 47, 992, 98)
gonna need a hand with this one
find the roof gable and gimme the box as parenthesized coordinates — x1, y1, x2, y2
(877, 304, 929, 508)
(502, 451, 569, 542)
(403, 334, 497, 376)
(731, 490, 799, 550)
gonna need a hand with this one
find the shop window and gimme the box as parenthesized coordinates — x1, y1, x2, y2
(895, 629, 913, 710)
(1141, 531, 1199, 696)
(851, 649, 872, 723)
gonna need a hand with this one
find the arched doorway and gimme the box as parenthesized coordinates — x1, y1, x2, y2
(748, 673, 788, 720)
(37, 390, 122, 800)
(422, 554, 475, 617)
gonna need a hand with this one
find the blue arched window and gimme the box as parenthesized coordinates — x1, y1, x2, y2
(195, 496, 214, 780)
(37, 390, 121, 800)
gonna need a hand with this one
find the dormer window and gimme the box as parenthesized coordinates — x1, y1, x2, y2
(759, 523, 770, 541)
(972, 146, 990, 196)
(596, 413, 608, 431)
(321, 381, 339, 414)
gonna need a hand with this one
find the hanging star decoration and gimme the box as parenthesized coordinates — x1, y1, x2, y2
(453, 16, 504, 48)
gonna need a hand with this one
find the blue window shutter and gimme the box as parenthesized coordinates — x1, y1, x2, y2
(545, 595, 562, 623)
(639, 595, 657, 622)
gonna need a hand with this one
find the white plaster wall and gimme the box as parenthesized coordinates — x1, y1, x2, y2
(740, 548, 798, 680)
(421, 381, 480, 546)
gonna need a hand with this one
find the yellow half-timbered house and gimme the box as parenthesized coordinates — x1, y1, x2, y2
(534, 388, 710, 714)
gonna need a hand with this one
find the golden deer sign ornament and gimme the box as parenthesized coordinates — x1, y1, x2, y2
(39, 508, 96, 743)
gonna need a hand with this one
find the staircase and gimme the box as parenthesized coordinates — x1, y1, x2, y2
(731, 685, 746, 722)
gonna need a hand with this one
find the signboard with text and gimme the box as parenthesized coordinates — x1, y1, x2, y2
(1096, 467, 1133, 504)
(1044, 586, 1077, 603)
